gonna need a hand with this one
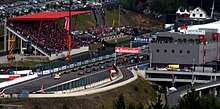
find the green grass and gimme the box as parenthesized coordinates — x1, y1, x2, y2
(0, 77, 157, 109)
(106, 9, 119, 27)
(76, 14, 92, 22)
(89, 43, 103, 50)
(0, 27, 4, 36)
(97, 77, 157, 109)
(0, 60, 43, 67)
(89, 35, 131, 50)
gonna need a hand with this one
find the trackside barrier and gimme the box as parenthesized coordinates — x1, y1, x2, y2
(28, 67, 137, 98)
(41, 67, 121, 93)
(56, 78, 112, 94)
(0, 73, 38, 89)
(36, 53, 117, 75)
(0, 75, 21, 79)
(66, 75, 119, 93)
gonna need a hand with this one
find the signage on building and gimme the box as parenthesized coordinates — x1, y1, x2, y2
(130, 36, 152, 43)
(115, 47, 140, 54)
(185, 30, 205, 35)
(199, 28, 218, 33)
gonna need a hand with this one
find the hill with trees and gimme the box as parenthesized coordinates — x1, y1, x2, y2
(119, 0, 220, 18)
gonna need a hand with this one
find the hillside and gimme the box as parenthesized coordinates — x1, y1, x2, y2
(74, 8, 163, 31)
(0, 77, 158, 109)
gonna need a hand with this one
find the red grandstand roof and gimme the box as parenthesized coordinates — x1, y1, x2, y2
(8, 11, 91, 21)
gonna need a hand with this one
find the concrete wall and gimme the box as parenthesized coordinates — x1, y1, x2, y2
(150, 43, 218, 65)
(50, 46, 89, 60)
(199, 43, 217, 64)
(155, 32, 214, 41)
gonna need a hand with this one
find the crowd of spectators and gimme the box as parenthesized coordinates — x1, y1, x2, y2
(87, 25, 150, 38)
(7, 20, 151, 56)
(7, 20, 96, 55)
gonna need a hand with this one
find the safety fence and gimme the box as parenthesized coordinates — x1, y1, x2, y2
(43, 70, 118, 93)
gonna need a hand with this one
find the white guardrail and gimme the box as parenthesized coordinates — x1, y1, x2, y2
(0, 73, 38, 89)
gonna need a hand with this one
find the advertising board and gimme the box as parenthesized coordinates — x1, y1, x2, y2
(130, 36, 152, 43)
(115, 47, 140, 54)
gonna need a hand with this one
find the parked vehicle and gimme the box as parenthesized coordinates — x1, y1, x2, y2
(166, 64, 179, 71)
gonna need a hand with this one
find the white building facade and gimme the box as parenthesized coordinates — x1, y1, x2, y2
(190, 7, 210, 20)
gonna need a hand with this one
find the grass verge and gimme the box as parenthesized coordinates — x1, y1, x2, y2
(0, 77, 157, 109)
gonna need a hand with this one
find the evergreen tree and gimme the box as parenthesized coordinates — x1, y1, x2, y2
(63, 104, 69, 109)
(175, 89, 200, 109)
(127, 102, 135, 109)
(0, 100, 3, 109)
(199, 95, 220, 109)
(113, 95, 126, 109)
(149, 94, 165, 109)
(136, 102, 144, 109)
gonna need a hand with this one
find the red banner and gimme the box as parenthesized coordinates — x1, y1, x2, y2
(212, 33, 220, 41)
(198, 35, 206, 41)
(115, 47, 140, 54)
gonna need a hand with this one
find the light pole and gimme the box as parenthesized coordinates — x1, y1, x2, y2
(149, 49, 152, 68)
(192, 59, 195, 87)
(15, 58, 17, 74)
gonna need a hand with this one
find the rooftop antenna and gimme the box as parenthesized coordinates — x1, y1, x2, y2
(211, 0, 215, 18)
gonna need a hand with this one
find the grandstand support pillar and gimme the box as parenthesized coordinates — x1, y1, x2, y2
(7, 31, 10, 51)
(67, 0, 72, 60)
(214, 87, 217, 97)
(4, 18, 7, 51)
(217, 33, 220, 72)
(20, 39, 23, 54)
(130, 41, 132, 47)
(35, 48, 37, 55)
(199, 91, 202, 97)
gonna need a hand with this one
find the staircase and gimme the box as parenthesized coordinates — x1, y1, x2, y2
(7, 27, 50, 57)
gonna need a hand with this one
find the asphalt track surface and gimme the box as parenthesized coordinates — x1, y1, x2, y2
(1, 63, 112, 94)
(1, 57, 147, 94)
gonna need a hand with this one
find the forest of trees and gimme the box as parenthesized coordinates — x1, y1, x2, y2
(113, 89, 220, 109)
(119, 0, 220, 16)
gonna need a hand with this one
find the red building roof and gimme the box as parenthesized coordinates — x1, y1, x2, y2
(8, 11, 91, 21)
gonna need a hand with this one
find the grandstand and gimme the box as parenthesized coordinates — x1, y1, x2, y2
(4, 11, 92, 60)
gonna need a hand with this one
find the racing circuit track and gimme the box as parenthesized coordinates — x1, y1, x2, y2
(1, 60, 148, 94)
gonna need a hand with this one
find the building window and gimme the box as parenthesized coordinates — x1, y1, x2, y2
(193, 14, 195, 17)
(179, 50, 182, 53)
(164, 49, 167, 53)
(187, 50, 190, 54)
(156, 49, 159, 52)
(172, 50, 175, 53)
(200, 14, 203, 17)
(197, 9, 199, 11)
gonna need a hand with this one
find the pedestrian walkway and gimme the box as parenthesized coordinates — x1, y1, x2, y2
(0, 54, 22, 64)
